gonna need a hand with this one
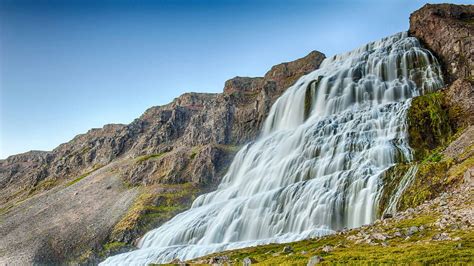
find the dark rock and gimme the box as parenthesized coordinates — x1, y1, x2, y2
(282, 245, 293, 253)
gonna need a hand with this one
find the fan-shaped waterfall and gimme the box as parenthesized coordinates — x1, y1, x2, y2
(101, 32, 443, 265)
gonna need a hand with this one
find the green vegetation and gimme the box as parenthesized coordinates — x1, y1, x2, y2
(66, 164, 103, 187)
(215, 144, 240, 153)
(189, 146, 203, 160)
(378, 87, 474, 214)
(110, 183, 200, 244)
(99, 241, 128, 257)
(135, 152, 167, 163)
(407, 92, 453, 160)
(29, 178, 59, 195)
(191, 215, 473, 264)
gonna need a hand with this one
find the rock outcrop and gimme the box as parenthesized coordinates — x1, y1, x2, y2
(0, 50, 325, 264)
(409, 3, 473, 83)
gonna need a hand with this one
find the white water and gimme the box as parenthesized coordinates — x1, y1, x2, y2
(383, 165, 419, 215)
(101, 32, 443, 265)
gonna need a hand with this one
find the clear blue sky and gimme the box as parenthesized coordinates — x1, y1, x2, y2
(0, 0, 470, 159)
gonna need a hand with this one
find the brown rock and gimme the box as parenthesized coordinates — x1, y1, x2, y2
(409, 4, 474, 83)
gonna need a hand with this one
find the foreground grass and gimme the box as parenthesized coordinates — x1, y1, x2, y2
(190, 215, 473, 264)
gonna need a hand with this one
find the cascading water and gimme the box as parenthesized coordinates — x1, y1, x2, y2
(101, 32, 443, 265)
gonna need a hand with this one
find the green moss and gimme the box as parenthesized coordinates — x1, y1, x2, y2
(29, 178, 59, 195)
(378, 164, 411, 216)
(215, 144, 240, 153)
(398, 160, 452, 211)
(423, 151, 443, 163)
(103, 241, 126, 250)
(189, 146, 203, 160)
(407, 92, 453, 160)
(448, 156, 474, 181)
(110, 183, 200, 244)
(135, 152, 167, 163)
(66, 164, 103, 187)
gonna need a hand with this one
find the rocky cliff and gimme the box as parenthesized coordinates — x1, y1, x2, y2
(0, 51, 325, 264)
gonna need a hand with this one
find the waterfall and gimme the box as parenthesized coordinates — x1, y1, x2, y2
(101, 32, 443, 265)
(383, 165, 419, 215)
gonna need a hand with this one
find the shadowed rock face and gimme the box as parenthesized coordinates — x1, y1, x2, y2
(0, 51, 325, 263)
(409, 3, 474, 83)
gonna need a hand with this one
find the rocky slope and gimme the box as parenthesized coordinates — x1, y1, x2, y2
(0, 51, 325, 264)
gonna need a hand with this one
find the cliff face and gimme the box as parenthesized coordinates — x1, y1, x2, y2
(409, 4, 473, 83)
(0, 51, 325, 264)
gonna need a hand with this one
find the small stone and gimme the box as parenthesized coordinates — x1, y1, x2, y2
(307, 255, 324, 266)
(282, 245, 293, 253)
(242, 257, 256, 266)
(371, 233, 387, 241)
(347, 235, 358, 241)
(300, 250, 307, 255)
(393, 231, 403, 238)
(432, 232, 451, 241)
(406, 226, 419, 236)
(322, 245, 333, 253)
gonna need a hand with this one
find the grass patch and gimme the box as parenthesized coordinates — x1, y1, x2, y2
(135, 152, 167, 163)
(110, 183, 200, 244)
(189, 146, 203, 160)
(66, 164, 103, 187)
(407, 91, 453, 160)
(191, 215, 473, 264)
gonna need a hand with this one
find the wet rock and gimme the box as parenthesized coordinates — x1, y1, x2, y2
(307, 255, 324, 266)
(282, 245, 293, 253)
